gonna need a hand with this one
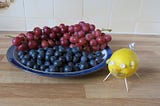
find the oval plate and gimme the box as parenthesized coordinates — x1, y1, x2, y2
(7, 46, 112, 77)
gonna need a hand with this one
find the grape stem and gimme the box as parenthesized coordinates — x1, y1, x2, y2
(101, 28, 112, 32)
(5, 35, 15, 38)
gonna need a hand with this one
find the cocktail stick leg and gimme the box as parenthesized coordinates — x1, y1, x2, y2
(124, 77, 128, 92)
(135, 72, 141, 79)
(103, 72, 111, 82)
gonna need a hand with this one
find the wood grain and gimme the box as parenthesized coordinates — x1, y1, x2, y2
(0, 32, 160, 106)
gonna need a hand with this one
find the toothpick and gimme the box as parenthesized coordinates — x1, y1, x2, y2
(103, 72, 111, 82)
(124, 77, 128, 92)
(135, 72, 141, 79)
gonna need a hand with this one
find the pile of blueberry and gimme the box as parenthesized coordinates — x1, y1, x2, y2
(17, 46, 105, 73)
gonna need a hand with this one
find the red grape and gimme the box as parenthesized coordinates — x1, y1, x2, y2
(89, 24, 95, 31)
(95, 29, 101, 37)
(28, 40, 38, 49)
(96, 36, 105, 44)
(100, 43, 107, 50)
(85, 33, 94, 41)
(34, 35, 41, 40)
(68, 25, 74, 34)
(18, 43, 28, 51)
(60, 39, 69, 47)
(43, 26, 51, 35)
(73, 32, 79, 37)
(49, 32, 56, 39)
(59, 23, 68, 33)
(78, 38, 87, 46)
(79, 21, 86, 26)
(60, 37, 66, 41)
(18, 33, 26, 39)
(104, 34, 112, 42)
(34, 27, 42, 36)
(48, 39, 55, 47)
(51, 26, 61, 33)
(63, 33, 70, 40)
(90, 39, 97, 46)
(74, 24, 82, 32)
(41, 34, 48, 40)
(41, 40, 49, 48)
(75, 43, 82, 50)
(69, 36, 78, 43)
(78, 30, 85, 38)
(12, 37, 23, 46)
(92, 45, 100, 51)
(82, 24, 90, 33)
(26, 31, 34, 40)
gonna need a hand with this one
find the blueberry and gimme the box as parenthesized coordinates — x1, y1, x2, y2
(71, 46, 80, 53)
(58, 46, 65, 53)
(20, 58, 27, 65)
(19, 55, 24, 60)
(50, 56, 57, 63)
(49, 65, 58, 72)
(26, 61, 34, 68)
(89, 60, 97, 66)
(53, 60, 62, 67)
(44, 61, 51, 66)
(54, 51, 62, 57)
(37, 59, 44, 66)
(37, 48, 45, 53)
(45, 55, 51, 61)
(73, 56, 79, 63)
(65, 54, 73, 62)
(82, 51, 88, 56)
(44, 47, 49, 51)
(18, 51, 25, 57)
(37, 54, 45, 60)
(30, 58, 36, 63)
(46, 50, 54, 56)
(40, 65, 46, 71)
(24, 54, 31, 61)
(74, 53, 81, 58)
(31, 52, 38, 59)
(79, 63, 86, 70)
(64, 66, 72, 72)
(33, 64, 39, 70)
(68, 62, 74, 68)
(95, 57, 103, 63)
(66, 48, 73, 55)
(80, 56, 88, 63)
(87, 53, 95, 60)
(29, 49, 36, 55)
(95, 51, 102, 56)
(53, 46, 58, 51)
(58, 56, 66, 63)
(45, 68, 50, 72)
(79, 62, 89, 70)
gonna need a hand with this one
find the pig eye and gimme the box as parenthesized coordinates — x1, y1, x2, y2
(109, 61, 115, 66)
(120, 64, 126, 68)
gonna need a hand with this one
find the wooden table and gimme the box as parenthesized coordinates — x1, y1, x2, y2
(0, 32, 160, 106)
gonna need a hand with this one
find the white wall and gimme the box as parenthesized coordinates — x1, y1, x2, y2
(0, 0, 160, 35)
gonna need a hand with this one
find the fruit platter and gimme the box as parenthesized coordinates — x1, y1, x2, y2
(7, 21, 112, 77)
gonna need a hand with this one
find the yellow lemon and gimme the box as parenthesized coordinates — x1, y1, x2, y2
(106, 48, 139, 78)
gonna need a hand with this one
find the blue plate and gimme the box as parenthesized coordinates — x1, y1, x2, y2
(7, 46, 112, 77)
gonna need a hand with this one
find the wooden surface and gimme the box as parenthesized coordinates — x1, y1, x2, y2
(0, 32, 160, 106)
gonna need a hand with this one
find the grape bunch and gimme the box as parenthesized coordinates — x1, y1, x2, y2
(17, 46, 104, 72)
(12, 21, 112, 52)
